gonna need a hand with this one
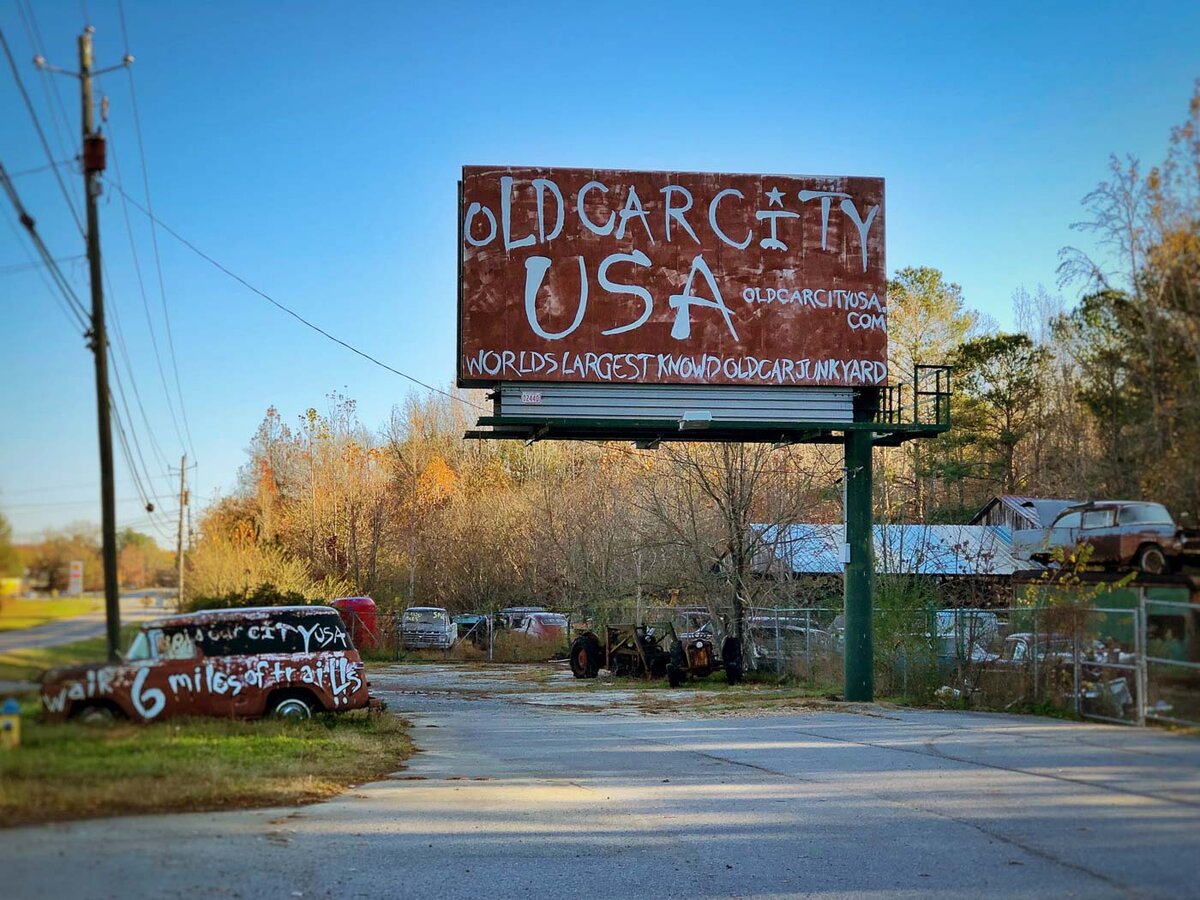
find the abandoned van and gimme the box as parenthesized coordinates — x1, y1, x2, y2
(40, 606, 373, 723)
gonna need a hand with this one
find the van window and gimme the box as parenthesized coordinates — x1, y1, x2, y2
(405, 608, 447, 625)
(1053, 511, 1082, 529)
(125, 631, 152, 661)
(1082, 509, 1116, 529)
(154, 628, 198, 660)
(1118, 504, 1174, 525)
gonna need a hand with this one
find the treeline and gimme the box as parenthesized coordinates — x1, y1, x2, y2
(4, 519, 176, 592)
(187, 84, 1200, 614)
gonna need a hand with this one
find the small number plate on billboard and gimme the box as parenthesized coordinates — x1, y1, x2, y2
(459, 166, 886, 389)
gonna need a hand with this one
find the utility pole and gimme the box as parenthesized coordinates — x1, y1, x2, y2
(176, 453, 187, 610)
(39, 29, 132, 661)
(843, 428, 875, 701)
(80, 28, 120, 662)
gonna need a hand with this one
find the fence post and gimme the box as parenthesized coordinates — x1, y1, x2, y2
(774, 609, 782, 676)
(1080, 628, 1089, 720)
(1032, 605, 1039, 703)
(1136, 587, 1147, 727)
(805, 609, 812, 682)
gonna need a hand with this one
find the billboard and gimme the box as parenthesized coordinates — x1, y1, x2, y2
(458, 166, 886, 389)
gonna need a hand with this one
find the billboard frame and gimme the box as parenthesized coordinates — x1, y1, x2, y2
(454, 168, 952, 706)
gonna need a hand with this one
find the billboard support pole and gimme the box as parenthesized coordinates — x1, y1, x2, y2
(843, 428, 874, 701)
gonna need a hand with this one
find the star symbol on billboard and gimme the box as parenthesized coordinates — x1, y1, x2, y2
(765, 186, 784, 207)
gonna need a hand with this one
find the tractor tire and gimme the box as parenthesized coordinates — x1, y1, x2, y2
(725, 661, 743, 686)
(1137, 544, 1168, 575)
(667, 664, 684, 688)
(569, 635, 601, 679)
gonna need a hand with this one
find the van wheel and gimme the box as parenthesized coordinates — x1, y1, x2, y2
(72, 702, 123, 724)
(1137, 544, 1168, 575)
(269, 694, 315, 719)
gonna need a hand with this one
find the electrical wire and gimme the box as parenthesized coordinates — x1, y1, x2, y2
(108, 180, 479, 410)
(114, 0, 196, 462)
(6, 159, 76, 179)
(0, 474, 180, 496)
(15, 0, 76, 174)
(0, 24, 84, 236)
(0, 253, 85, 274)
(107, 180, 840, 483)
(0, 160, 90, 329)
(3, 214, 84, 330)
(103, 115, 187, 456)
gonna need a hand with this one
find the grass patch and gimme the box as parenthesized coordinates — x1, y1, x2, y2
(0, 710, 413, 828)
(0, 597, 100, 633)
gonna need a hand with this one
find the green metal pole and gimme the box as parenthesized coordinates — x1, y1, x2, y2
(843, 429, 874, 701)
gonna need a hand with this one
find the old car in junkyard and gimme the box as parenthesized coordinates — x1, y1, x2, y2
(746, 616, 835, 671)
(399, 606, 457, 650)
(40, 606, 374, 723)
(976, 632, 1138, 718)
(1013, 500, 1200, 574)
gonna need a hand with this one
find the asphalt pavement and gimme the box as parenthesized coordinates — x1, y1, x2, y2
(3, 664, 1199, 899)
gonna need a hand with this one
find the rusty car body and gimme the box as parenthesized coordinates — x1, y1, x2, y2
(40, 606, 371, 723)
(1013, 500, 1200, 573)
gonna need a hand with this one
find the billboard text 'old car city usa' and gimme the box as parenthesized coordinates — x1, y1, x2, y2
(458, 166, 887, 389)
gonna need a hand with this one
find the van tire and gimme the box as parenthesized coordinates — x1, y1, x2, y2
(1137, 544, 1168, 575)
(268, 691, 317, 719)
(71, 701, 124, 724)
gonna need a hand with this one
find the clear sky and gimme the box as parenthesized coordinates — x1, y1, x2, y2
(2, 0, 1198, 543)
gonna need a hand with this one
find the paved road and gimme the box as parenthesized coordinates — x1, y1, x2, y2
(0, 595, 172, 654)
(4, 665, 1199, 899)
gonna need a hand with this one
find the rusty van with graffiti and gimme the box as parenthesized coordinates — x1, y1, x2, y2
(40, 606, 375, 723)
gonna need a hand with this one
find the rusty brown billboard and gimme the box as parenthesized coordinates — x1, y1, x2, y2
(458, 166, 886, 388)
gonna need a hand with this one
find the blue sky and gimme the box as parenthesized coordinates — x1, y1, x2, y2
(2, 0, 1198, 542)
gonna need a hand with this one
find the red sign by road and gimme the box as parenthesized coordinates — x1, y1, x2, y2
(458, 166, 886, 388)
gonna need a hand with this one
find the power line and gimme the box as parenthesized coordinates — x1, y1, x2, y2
(1, 493, 176, 511)
(0, 253, 85, 275)
(103, 115, 187, 455)
(105, 181, 827, 481)
(108, 180, 477, 410)
(0, 473, 180, 496)
(3, 213, 84, 329)
(16, 0, 76, 173)
(0, 24, 84, 236)
(0, 160, 90, 329)
(6, 159, 76, 179)
(114, 1, 195, 462)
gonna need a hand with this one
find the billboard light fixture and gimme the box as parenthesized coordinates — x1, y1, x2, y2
(679, 411, 713, 431)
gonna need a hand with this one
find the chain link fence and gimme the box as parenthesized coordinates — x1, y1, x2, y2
(331, 593, 1197, 729)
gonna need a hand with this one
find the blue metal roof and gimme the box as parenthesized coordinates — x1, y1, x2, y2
(753, 523, 1023, 576)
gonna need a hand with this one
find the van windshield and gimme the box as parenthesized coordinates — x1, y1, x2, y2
(406, 609, 447, 624)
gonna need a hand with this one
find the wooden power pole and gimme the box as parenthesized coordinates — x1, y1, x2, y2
(79, 27, 122, 661)
(36, 28, 133, 660)
(176, 453, 187, 609)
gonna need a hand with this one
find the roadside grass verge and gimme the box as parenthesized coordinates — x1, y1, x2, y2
(0, 597, 101, 632)
(0, 626, 140, 683)
(0, 710, 413, 828)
